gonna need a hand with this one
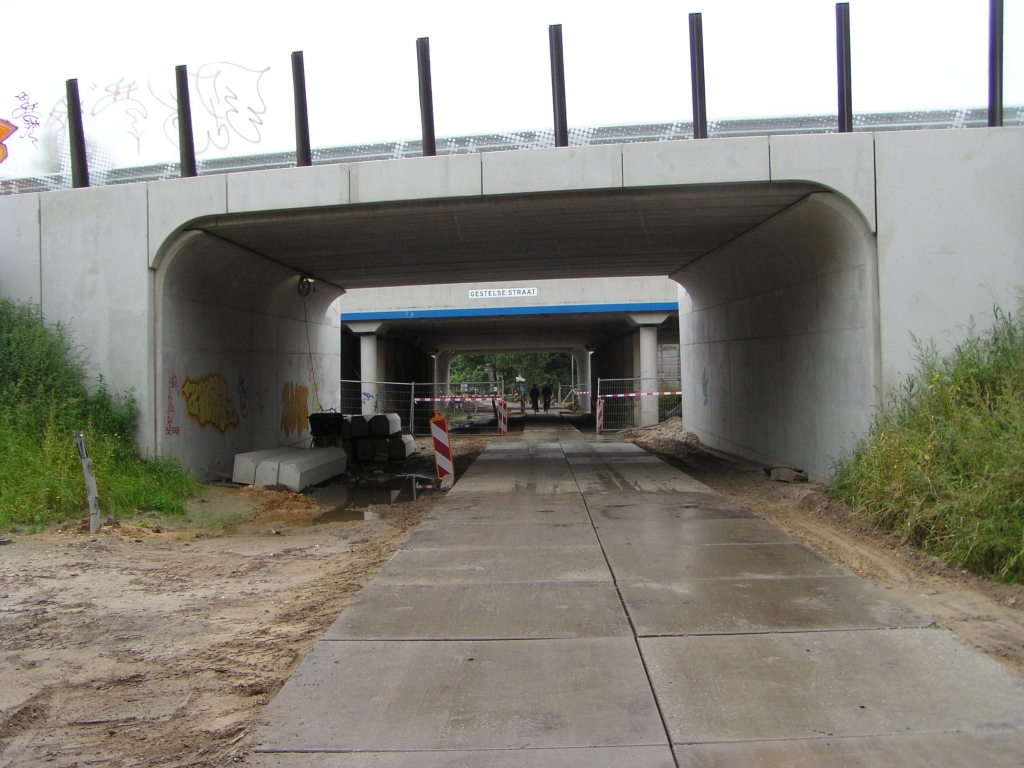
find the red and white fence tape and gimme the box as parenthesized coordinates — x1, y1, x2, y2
(430, 412, 454, 489)
(414, 396, 502, 403)
(597, 391, 683, 399)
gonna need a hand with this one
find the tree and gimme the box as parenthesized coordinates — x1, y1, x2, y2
(450, 353, 573, 391)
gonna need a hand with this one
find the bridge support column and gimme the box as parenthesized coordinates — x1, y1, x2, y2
(433, 351, 454, 388)
(629, 312, 670, 427)
(345, 321, 386, 415)
(571, 347, 591, 413)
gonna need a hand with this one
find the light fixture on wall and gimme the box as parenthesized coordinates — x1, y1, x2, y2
(297, 276, 315, 298)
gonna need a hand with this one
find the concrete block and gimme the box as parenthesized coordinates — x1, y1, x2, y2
(227, 164, 349, 213)
(622, 136, 769, 187)
(257, 638, 664, 751)
(769, 132, 876, 231)
(482, 144, 622, 195)
(370, 412, 401, 436)
(277, 448, 348, 492)
(389, 433, 415, 460)
(350, 154, 481, 203)
(356, 437, 390, 462)
(324, 582, 630, 640)
(0, 192, 41, 304)
(641, 628, 1024, 744)
(147, 175, 227, 268)
(233, 448, 303, 485)
(253, 448, 309, 486)
(348, 414, 370, 438)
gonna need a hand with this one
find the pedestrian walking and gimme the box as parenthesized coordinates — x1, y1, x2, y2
(542, 383, 553, 413)
(529, 384, 540, 414)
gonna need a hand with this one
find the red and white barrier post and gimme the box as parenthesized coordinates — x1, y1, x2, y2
(595, 397, 604, 435)
(430, 410, 454, 489)
(497, 399, 508, 435)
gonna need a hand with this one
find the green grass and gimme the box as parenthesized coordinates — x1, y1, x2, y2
(832, 306, 1024, 583)
(0, 298, 200, 531)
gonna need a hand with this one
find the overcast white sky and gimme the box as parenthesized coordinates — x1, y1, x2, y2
(1, 0, 1020, 174)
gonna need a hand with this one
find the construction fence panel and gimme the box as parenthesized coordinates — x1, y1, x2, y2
(596, 378, 682, 432)
(339, 380, 415, 433)
(412, 381, 506, 436)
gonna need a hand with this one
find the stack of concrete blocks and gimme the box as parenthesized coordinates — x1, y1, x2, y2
(349, 413, 415, 463)
(232, 447, 348, 493)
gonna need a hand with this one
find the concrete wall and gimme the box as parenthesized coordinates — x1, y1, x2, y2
(673, 193, 879, 480)
(157, 232, 342, 475)
(874, 127, 1024, 390)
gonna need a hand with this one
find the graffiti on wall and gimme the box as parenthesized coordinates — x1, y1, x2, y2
(181, 374, 240, 432)
(165, 371, 181, 435)
(0, 119, 15, 164)
(280, 382, 309, 437)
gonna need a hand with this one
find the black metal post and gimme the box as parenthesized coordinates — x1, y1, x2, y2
(836, 3, 853, 133)
(989, 0, 1003, 127)
(549, 24, 568, 147)
(688, 13, 708, 139)
(416, 37, 436, 157)
(291, 51, 312, 166)
(65, 79, 89, 188)
(175, 65, 197, 177)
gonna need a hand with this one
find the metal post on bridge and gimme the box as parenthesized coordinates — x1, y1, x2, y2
(291, 51, 313, 166)
(175, 65, 198, 177)
(417, 37, 437, 157)
(549, 24, 569, 147)
(836, 2, 853, 133)
(989, 0, 1003, 127)
(688, 13, 707, 140)
(65, 79, 89, 188)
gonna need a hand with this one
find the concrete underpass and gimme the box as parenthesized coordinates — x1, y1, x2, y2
(253, 417, 1024, 766)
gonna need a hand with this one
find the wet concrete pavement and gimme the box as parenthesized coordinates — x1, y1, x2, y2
(255, 414, 1024, 766)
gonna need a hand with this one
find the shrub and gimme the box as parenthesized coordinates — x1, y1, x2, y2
(0, 298, 199, 530)
(832, 306, 1024, 582)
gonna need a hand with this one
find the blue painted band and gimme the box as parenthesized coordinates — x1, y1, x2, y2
(341, 301, 678, 321)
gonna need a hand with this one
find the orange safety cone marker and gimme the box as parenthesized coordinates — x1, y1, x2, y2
(430, 409, 454, 489)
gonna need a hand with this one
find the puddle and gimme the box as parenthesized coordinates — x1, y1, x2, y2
(221, 474, 438, 534)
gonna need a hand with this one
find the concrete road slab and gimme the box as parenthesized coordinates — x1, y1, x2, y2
(571, 463, 708, 493)
(453, 467, 579, 494)
(620, 576, 932, 636)
(256, 638, 667, 752)
(404, 520, 598, 549)
(641, 628, 1024, 744)
(323, 582, 631, 640)
(583, 492, 754, 521)
(376, 545, 611, 584)
(253, 746, 676, 767)
(561, 442, 648, 456)
(427, 493, 590, 526)
(671, 730, 1024, 767)
(604, 542, 846, 582)
(594, 518, 795, 546)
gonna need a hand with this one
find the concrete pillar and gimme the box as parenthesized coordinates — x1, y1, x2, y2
(571, 346, 591, 413)
(433, 351, 454, 388)
(359, 334, 378, 415)
(345, 321, 386, 415)
(638, 325, 659, 426)
(628, 312, 670, 428)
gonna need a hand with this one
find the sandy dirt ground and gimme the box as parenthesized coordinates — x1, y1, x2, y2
(0, 437, 489, 767)
(3, 423, 1024, 767)
(622, 419, 1024, 679)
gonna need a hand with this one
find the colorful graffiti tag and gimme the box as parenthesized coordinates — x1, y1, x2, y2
(181, 374, 240, 432)
(0, 119, 16, 164)
(280, 382, 309, 437)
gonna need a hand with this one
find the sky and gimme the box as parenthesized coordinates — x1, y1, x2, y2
(0, 0, 1020, 176)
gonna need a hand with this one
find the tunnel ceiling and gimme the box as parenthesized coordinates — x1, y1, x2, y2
(193, 182, 819, 290)
(371, 310, 679, 354)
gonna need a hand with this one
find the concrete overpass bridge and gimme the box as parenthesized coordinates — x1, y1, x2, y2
(1, 126, 1021, 479)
